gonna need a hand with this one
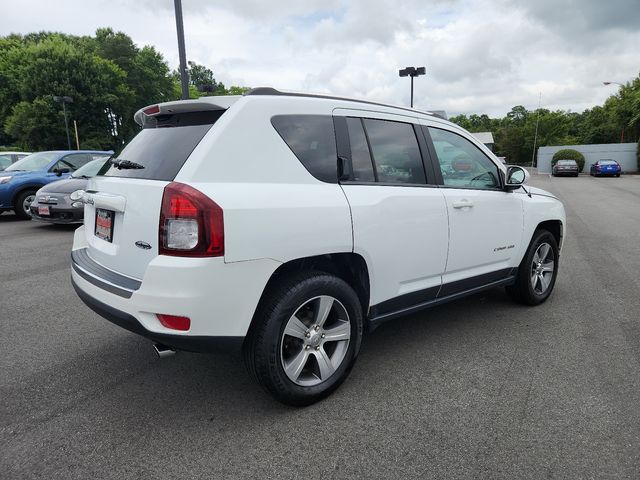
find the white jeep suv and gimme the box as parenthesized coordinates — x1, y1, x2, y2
(70, 88, 565, 405)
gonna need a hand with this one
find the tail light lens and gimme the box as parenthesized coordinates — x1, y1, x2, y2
(159, 182, 224, 257)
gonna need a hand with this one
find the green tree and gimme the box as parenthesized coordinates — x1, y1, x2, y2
(2, 35, 130, 150)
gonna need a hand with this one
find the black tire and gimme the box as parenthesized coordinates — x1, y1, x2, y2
(14, 189, 36, 220)
(506, 230, 559, 305)
(244, 271, 364, 406)
(616, 174, 620, 177)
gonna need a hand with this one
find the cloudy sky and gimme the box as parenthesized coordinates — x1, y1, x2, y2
(1, 0, 638, 116)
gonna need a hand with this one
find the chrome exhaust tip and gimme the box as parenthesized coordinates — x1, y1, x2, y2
(153, 343, 176, 358)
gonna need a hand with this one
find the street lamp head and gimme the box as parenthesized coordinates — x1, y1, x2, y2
(399, 66, 426, 78)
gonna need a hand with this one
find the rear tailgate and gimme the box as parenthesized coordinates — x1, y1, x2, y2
(83, 177, 167, 279)
(78, 98, 237, 280)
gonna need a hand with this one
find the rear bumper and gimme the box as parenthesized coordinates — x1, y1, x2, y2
(70, 225, 280, 345)
(72, 277, 243, 353)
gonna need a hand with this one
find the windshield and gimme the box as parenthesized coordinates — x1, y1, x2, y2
(71, 157, 110, 178)
(5, 152, 58, 171)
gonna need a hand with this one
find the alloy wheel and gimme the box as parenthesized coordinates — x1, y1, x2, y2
(22, 194, 35, 216)
(530, 242, 555, 295)
(280, 295, 351, 387)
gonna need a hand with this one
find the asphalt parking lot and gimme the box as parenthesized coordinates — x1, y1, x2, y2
(1, 174, 639, 479)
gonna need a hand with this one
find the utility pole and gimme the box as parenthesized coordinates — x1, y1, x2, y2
(174, 0, 190, 99)
(531, 92, 541, 168)
(53, 95, 73, 149)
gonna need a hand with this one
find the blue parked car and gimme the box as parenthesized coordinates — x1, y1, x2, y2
(0, 150, 112, 219)
(590, 159, 621, 177)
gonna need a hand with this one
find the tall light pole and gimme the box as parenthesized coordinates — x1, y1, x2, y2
(53, 95, 73, 149)
(531, 92, 542, 168)
(399, 66, 426, 108)
(174, 0, 190, 100)
(603, 81, 625, 142)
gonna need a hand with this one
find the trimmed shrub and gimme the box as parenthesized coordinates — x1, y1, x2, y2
(552, 149, 586, 172)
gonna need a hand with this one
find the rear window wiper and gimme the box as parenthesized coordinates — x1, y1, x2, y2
(110, 158, 145, 170)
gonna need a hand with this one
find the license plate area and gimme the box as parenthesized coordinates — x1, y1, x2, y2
(95, 208, 115, 243)
(38, 206, 50, 216)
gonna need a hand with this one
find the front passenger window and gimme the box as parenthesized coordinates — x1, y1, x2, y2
(428, 127, 500, 189)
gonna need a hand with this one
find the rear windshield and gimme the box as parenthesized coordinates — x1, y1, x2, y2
(557, 160, 577, 165)
(98, 110, 224, 181)
(599, 160, 618, 165)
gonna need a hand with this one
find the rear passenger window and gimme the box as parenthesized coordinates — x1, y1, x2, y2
(363, 119, 426, 184)
(271, 115, 338, 183)
(346, 118, 375, 182)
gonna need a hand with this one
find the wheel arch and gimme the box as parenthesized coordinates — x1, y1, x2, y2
(11, 184, 44, 207)
(245, 252, 371, 340)
(536, 219, 563, 250)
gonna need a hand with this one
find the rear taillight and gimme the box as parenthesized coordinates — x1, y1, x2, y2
(159, 182, 224, 257)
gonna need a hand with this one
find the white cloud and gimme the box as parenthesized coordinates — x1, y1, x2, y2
(0, 0, 638, 117)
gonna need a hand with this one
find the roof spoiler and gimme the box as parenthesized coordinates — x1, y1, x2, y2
(134, 97, 240, 126)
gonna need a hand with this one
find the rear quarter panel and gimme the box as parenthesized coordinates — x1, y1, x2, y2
(175, 96, 353, 263)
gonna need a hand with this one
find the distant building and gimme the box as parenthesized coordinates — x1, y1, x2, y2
(537, 143, 638, 173)
(471, 132, 495, 151)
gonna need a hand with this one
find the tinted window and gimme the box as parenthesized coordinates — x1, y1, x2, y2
(557, 160, 577, 165)
(428, 127, 500, 189)
(271, 115, 338, 183)
(346, 117, 375, 182)
(59, 153, 92, 170)
(51, 161, 72, 172)
(363, 119, 426, 184)
(599, 160, 618, 165)
(99, 110, 224, 181)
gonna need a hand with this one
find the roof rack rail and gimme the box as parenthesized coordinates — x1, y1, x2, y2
(245, 87, 444, 119)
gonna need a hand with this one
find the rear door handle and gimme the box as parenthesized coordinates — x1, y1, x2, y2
(452, 200, 474, 209)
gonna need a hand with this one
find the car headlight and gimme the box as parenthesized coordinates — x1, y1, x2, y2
(0, 176, 12, 184)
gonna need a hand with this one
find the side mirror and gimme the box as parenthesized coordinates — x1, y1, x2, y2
(53, 168, 70, 176)
(505, 166, 529, 190)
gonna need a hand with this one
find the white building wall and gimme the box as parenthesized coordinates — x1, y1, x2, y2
(537, 143, 638, 173)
